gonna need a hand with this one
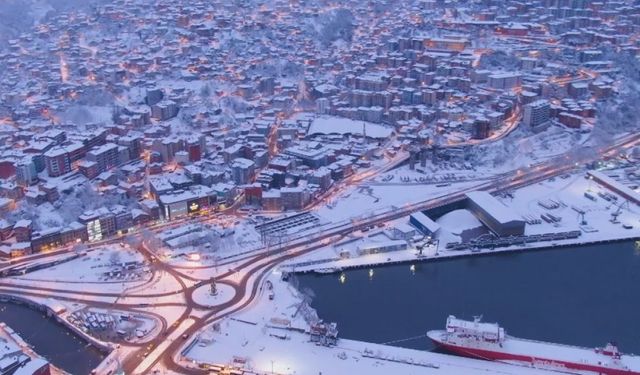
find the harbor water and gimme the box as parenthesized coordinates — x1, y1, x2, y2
(297, 241, 640, 353)
(0, 302, 105, 375)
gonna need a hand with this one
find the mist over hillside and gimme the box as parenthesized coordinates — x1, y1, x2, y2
(0, 0, 110, 45)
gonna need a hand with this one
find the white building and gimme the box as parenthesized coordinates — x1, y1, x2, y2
(523, 99, 551, 133)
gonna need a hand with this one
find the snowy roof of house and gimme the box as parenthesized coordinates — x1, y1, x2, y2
(13, 357, 49, 375)
(232, 158, 255, 168)
(14, 220, 32, 228)
(88, 142, 118, 156)
(262, 190, 281, 198)
(158, 185, 214, 205)
(43, 147, 68, 158)
(488, 72, 522, 79)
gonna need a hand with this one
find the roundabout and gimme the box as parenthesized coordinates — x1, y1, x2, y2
(191, 281, 236, 308)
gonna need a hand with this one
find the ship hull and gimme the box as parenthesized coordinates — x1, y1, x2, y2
(429, 333, 640, 375)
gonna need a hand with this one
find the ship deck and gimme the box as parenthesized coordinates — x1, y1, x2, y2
(428, 330, 640, 370)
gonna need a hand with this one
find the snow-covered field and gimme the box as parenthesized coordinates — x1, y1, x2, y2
(13, 245, 149, 284)
(499, 170, 640, 236)
(307, 115, 394, 138)
(0, 245, 188, 304)
(373, 124, 591, 187)
(160, 219, 264, 268)
(315, 180, 485, 223)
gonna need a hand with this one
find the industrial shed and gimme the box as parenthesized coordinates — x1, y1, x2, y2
(409, 212, 440, 236)
(465, 191, 525, 237)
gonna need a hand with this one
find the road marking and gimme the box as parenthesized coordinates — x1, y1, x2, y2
(132, 317, 194, 374)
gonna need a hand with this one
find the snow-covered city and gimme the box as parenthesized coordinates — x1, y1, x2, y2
(0, 0, 640, 374)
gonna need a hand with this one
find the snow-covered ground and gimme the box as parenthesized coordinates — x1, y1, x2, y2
(67, 307, 159, 344)
(497, 169, 640, 237)
(192, 283, 235, 307)
(373, 124, 591, 187)
(12, 245, 148, 284)
(180, 272, 555, 375)
(281, 168, 640, 274)
(307, 115, 394, 138)
(0, 246, 187, 306)
(315, 180, 485, 223)
(469, 125, 590, 173)
(159, 219, 264, 268)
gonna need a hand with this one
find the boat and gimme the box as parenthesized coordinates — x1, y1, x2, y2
(427, 315, 640, 374)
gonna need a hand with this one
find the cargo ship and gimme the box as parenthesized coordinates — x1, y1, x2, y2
(427, 315, 640, 374)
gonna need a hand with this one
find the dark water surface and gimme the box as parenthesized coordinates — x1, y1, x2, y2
(0, 302, 105, 374)
(297, 241, 640, 353)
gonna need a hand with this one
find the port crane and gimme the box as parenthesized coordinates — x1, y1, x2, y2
(610, 200, 629, 224)
(577, 211, 587, 226)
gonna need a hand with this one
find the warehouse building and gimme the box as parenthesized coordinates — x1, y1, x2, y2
(465, 191, 525, 236)
(409, 212, 440, 236)
(357, 240, 408, 255)
(587, 171, 640, 205)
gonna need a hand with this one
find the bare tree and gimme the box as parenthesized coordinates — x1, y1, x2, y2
(124, 234, 142, 249)
(71, 243, 89, 254)
(109, 251, 121, 266)
(140, 228, 162, 252)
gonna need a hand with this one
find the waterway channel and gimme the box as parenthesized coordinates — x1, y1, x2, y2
(297, 241, 640, 353)
(0, 302, 105, 375)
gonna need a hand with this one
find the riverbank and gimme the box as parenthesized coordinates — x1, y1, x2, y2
(179, 265, 558, 375)
(296, 241, 640, 354)
(0, 296, 109, 374)
(282, 232, 640, 274)
(183, 317, 557, 375)
(0, 321, 64, 375)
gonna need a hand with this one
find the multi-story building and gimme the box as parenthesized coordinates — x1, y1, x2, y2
(472, 118, 491, 140)
(30, 228, 62, 252)
(82, 130, 107, 151)
(231, 158, 256, 185)
(118, 134, 143, 160)
(15, 160, 38, 186)
(157, 185, 217, 220)
(40, 184, 59, 203)
(262, 190, 283, 211)
(150, 100, 179, 120)
(13, 220, 32, 242)
(78, 208, 117, 242)
(523, 99, 551, 133)
(308, 167, 333, 191)
(281, 187, 309, 210)
(284, 143, 329, 168)
(77, 160, 99, 179)
(86, 143, 120, 174)
(488, 73, 522, 90)
(44, 147, 71, 177)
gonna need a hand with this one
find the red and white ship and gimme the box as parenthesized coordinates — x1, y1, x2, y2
(428, 315, 640, 375)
